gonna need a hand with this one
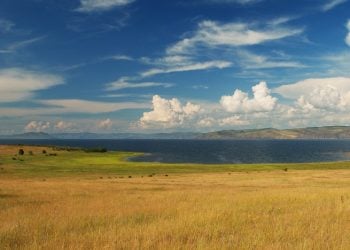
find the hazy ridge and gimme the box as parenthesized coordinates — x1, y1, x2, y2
(3, 126, 350, 140)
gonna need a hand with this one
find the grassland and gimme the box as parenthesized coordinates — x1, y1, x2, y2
(2, 145, 350, 249)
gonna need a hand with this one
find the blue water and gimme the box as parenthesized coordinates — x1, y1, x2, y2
(2, 139, 350, 164)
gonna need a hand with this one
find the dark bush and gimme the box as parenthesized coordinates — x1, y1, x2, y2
(42, 150, 47, 154)
(84, 147, 108, 153)
(18, 149, 24, 155)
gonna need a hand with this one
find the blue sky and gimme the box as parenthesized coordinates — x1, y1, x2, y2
(1, 0, 350, 133)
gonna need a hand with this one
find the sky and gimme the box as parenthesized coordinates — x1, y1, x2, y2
(1, 0, 350, 134)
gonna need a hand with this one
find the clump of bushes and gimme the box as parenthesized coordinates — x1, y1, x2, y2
(52, 146, 79, 152)
(84, 147, 108, 153)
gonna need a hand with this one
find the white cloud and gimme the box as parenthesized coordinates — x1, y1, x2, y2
(206, 0, 262, 4)
(7, 36, 46, 51)
(274, 78, 350, 112)
(39, 99, 148, 114)
(166, 20, 303, 55)
(322, 51, 350, 76)
(197, 117, 216, 127)
(273, 77, 350, 99)
(108, 55, 133, 61)
(76, 0, 134, 12)
(141, 60, 232, 77)
(345, 20, 350, 47)
(54, 121, 74, 130)
(0, 99, 148, 117)
(106, 77, 173, 91)
(25, 121, 50, 132)
(296, 85, 345, 111)
(140, 95, 201, 128)
(219, 116, 250, 126)
(97, 118, 113, 129)
(220, 81, 277, 113)
(0, 19, 15, 33)
(236, 50, 304, 69)
(0, 68, 63, 102)
(322, 0, 347, 11)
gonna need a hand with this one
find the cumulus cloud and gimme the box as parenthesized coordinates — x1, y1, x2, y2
(54, 121, 74, 130)
(219, 116, 250, 126)
(220, 81, 277, 113)
(0, 68, 63, 103)
(296, 85, 345, 111)
(97, 118, 113, 129)
(322, 0, 347, 11)
(197, 117, 216, 128)
(25, 121, 50, 132)
(140, 95, 201, 128)
(346, 20, 350, 47)
(277, 79, 350, 112)
(76, 0, 134, 12)
(105, 77, 173, 91)
(273, 77, 350, 99)
(166, 20, 302, 55)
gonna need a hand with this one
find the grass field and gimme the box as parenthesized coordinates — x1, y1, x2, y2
(2, 145, 350, 249)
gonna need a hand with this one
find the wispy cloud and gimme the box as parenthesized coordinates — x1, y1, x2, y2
(0, 99, 148, 117)
(38, 99, 148, 114)
(166, 20, 303, 55)
(0, 68, 63, 103)
(346, 20, 350, 46)
(141, 60, 232, 77)
(0, 19, 15, 33)
(322, 0, 348, 11)
(2, 36, 46, 53)
(76, 0, 135, 13)
(204, 0, 262, 4)
(236, 50, 304, 69)
(107, 55, 134, 61)
(105, 77, 173, 91)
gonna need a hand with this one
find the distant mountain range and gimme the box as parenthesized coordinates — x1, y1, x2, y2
(0, 132, 200, 140)
(197, 126, 350, 139)
(2, 126, 350, 140)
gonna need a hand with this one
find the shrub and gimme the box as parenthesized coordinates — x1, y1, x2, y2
(18, 149, 24, 155)
(42, 150, 47, 154)
(84, 147, 108, 153)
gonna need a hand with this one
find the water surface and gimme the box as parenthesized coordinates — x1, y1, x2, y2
(2, 139, 350, 164)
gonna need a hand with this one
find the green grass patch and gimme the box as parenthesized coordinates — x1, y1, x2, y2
(1, 145, 350, 178)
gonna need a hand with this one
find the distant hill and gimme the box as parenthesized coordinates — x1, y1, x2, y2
(0, 132, 200, 140)
(1, 132, 54, 140)
(52, 132, 200, 140)
(3, 127, 350, 140)
(198, 126, 350, 139)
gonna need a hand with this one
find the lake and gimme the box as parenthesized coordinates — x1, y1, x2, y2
(2, 139, 350, 164)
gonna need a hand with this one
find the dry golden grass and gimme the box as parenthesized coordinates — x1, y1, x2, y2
(2, 170, 350, 249)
